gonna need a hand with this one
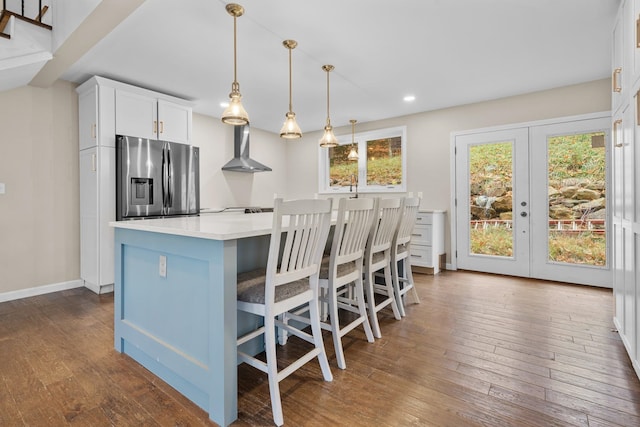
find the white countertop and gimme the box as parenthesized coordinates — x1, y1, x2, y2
(109, 212, 274, 241)
(110, 208, 444, 241)
(418, 209, 446, 214)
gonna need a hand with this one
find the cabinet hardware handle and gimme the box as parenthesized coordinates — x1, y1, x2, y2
(416, 217, 423, 220)
(91, 153, 96, 172)
(637, 16, 640, 48)
(91, 123, 96, 138)
(613, 119, 623, 147)
(153, 120, 157, 134)
(160, 121, 164, 134)
(411, 233, 421, 236)
(613, 68, 622, 93)
(411, 254, 423, 258)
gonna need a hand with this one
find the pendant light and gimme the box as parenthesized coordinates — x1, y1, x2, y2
(221, 3, 249, 125)
(280, 40, 302, 139)
(347, 119, 359, 161)
(319, 64, 338, 148)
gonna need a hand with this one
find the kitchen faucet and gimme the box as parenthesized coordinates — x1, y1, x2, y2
(349, 174, 359, 198)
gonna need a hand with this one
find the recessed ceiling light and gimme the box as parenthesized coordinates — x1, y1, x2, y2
(403, 95, 416, 102)
(220, 101, 230, 108)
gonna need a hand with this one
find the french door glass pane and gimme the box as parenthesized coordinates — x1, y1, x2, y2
(366, 136, 402, 186)
(469, 141, 514, 257)
(546, 132, 606, 266)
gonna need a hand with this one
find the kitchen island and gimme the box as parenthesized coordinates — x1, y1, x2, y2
(111, 213, 275, 427)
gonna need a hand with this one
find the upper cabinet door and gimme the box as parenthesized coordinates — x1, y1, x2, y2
(613, 5, 625, 113)
(78, 85, 116, 149)
(631, 0, 640, 87)
(115, 90, 158, 140)
(78, 86, 98, 151)
(158, 99, 191, 144)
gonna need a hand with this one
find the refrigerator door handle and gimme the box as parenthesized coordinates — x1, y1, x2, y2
(166, 146, 173, 207)
(161, 147, 168, 211)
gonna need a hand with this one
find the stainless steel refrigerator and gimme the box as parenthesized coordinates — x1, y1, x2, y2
(116, 135, 199, 221)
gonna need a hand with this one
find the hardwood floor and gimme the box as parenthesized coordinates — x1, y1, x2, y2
(1, 271, 638, 426)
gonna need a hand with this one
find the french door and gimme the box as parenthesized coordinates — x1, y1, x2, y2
(454, 116, 611, 287)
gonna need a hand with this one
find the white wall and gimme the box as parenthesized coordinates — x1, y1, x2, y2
(0, 80, 79, 293)
(285, 79, 612, 262)
(192, 113, 288, 210)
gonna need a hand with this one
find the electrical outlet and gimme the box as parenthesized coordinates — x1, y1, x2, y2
(159, 255, 167, 277)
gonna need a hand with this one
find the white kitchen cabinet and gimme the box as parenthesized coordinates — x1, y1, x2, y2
(631, 0, 640, 87)
(79, 147, 115, 294)
(410, 210, 445, 274)
(612, 0, 640, 380)
(624, 226, 637, 361)
(115, 90, 192, 144)
(613, 4, 625, 113)
(76, 76, 193, 294)
(78, 84, 115, 150)
(158, 99, 191, 143)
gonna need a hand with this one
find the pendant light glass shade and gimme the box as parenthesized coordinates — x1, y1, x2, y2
(280, 40, 302, 139)
(319, 65, 338, 148)
(221, 4, 249, 125)
(319, 124, 338, 147)
(347, 119, 359, 161)
(280, 112, 302, 139)
(222, 86, 249, 125)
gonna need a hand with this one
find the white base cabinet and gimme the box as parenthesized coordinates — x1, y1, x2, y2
(79, 147, 115, 294)
(77, 76, 192, 294)
(410, 210, 445, 274)
(612, 0, 640, 381)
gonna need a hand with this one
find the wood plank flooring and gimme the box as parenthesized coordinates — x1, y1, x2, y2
(0, 270, 638, 426)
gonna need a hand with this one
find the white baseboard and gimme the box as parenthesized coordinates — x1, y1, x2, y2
(0, 279, 84, 303)
(83, 281, 114, 295)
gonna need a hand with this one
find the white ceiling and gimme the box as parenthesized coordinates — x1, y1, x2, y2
(59, 0, 619, 134)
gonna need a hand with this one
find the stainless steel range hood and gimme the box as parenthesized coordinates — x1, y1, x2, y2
(222, 124, 272, 173)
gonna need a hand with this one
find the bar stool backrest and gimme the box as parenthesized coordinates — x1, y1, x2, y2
(394, 197, 421, 248)
(366, 197, 402, 260)
(266, 198, 333, 306)
(330, 197, 376, 270)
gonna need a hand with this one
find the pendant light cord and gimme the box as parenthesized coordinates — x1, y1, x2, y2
(288, 47, 293, 113)
(351, 121, 355, 145)
(326, 70, 331, 126)
(233, 15, 238, 86)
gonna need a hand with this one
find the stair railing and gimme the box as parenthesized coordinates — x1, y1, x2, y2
(3, 1, 46, 23)
(1, 0, 51, 36)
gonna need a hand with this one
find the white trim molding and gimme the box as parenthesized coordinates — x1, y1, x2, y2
(0, 279, 84, 303)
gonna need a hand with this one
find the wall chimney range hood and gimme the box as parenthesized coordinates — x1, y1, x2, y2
(222, 124, 272, 173)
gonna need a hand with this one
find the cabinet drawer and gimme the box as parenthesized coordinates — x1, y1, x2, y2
(411, 225, 432, 245)
(415, 213, 433, 225)
(409, 245, 433, 267)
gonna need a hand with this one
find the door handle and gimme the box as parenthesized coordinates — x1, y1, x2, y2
(613, 68, 622, 93)
(520, 212, 528, 217)
(613, 119, 623, 147)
